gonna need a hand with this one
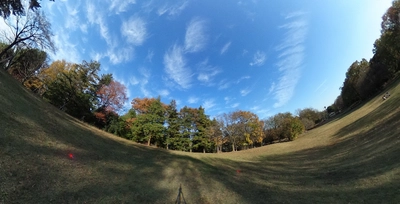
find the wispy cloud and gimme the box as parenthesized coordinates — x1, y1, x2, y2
(90, 51, 103, 62)
(121, 16, 147, 46)
(108, 0, 136, 14)
(151, 1, 188, 17)
(86, 1, 111, 45)
(231, 103, 240, 108)
(268, 82, 275, 94)
(49, 31, 80, 63)
(64, 1, 81, 31)
(163, 44, 192, 89)
(218, 80, 231, 90)
(80, 24, 88, 33)
(224, 96, 236, 104)
(86, 1, 133, 64)
(236, 76, 250, 84)
(285, 11, 306, 19)
(146, 49, 154, 62)
(196, 59, 221, 85)
(203, 99, 216, 110)
(130, 76, 139, 85)
(315, 79, 326, 92)
(240, 88, 251, 96)
(138, 67, 152, 96)
(188, 96, 199, 104)
(127, 68, 152, 97)
(220, 41, 231, 55)
(158, 89, 170, 97)
(107, 46, 134, 64)
(249, 50, 267, 66)
(273, 11, 308, 108)
(184, 18, 207, 53)
(250, 105, 270, 118)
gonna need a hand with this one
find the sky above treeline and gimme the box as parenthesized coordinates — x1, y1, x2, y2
(39, 0, 391, 118)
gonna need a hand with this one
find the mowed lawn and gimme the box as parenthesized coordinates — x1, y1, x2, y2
(1, 67, 399, 203)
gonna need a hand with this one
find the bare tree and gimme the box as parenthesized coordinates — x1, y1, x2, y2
(0, 9, 55, 68)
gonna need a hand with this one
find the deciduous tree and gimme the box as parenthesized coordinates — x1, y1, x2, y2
(97, 80, 128, 112)
(0, 9, 55, 62)
(0, 0, 54, 18)
(131, 97, 166, 146)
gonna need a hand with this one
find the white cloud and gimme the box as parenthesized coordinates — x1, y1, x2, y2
(64, 2, 81, 31)
(184, 18, 207, 53)
(268, 82, 275, 94)
(188, 96, 199, 104)
(250, 106, 260, 111)
(218, 80, 231, 90)
(163, 44, 192, 89)
(196, 59, 221, 85)
(156, 1, 189, 16)
(285, 11, 306, 19)
(138, 67, 152, 97)
(203, 99, 216, 110)
(130, 76, 139, 85)
(80, 24, 88, 33)
(249, 50, 267, 66)
(240, 88, 251, 96)
(109, 0, 136, 14)
(86, 1, 111, 45)
(90, 51, 103, 62)
(273, 12, 308, 108)
(146, 49, 154, 62)
(107, 46, 134, 64)
(220, 42, 231, 55)
(231, 103, 240, 108)
(121, 16, 147, 46)
(49, 31, 80, 63)
(315, 79, 327, 92)
(236, 76, 250, 84)
(87, 0, 130, 65)
(158, 89, 170, 97)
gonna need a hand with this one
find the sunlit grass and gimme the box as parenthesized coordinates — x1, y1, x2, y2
(1, 68, 399, 203)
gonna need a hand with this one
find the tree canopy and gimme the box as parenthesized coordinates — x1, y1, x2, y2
(0, 0, 54, 18)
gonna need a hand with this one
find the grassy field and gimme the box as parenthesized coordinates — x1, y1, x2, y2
(1, 67, 399, 203)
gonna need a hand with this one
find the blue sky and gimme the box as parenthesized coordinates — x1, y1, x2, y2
(40, 0, 391, 119)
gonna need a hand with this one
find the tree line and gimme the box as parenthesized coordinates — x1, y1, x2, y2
(2, 53, 323, 152)
(327, 1, 400, 113)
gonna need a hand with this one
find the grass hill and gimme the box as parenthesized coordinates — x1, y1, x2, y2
(1, 67, 399, 203)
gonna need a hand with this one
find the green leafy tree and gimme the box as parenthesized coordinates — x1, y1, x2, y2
(165, 100, 180, 150)
(131, 97, 166, 146)
(41, 60, 102, 120)
(7, 47, 47, 83)
(179, 106, 197, 152)
(192, 106, 212, 153)
(297, 107, 323, 129)
(208, 118, 225, 153)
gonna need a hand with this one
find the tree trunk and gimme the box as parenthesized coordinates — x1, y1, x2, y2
(203, 148, 205, 153)
(232, 143, 235, 152)
(147, 136, 151, 146)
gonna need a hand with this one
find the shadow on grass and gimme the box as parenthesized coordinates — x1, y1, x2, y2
(1, 68, 399, 203)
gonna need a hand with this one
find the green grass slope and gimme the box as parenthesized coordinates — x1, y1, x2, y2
(1, 67, 399, 203)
